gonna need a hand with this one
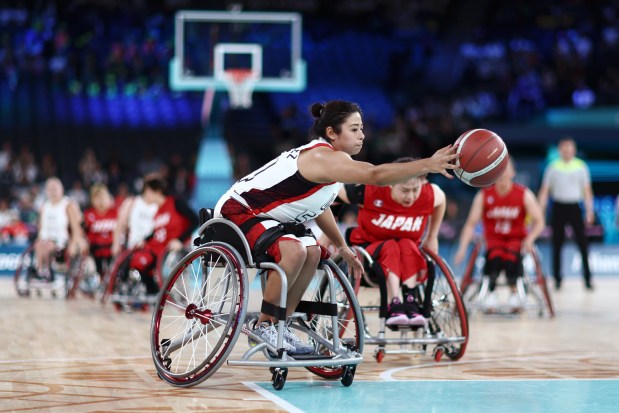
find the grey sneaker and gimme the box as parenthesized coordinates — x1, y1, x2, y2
(252, 322, 295, 352)
(283, 327, 314, 355)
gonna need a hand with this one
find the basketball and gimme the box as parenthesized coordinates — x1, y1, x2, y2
(453, 129, 509, 187)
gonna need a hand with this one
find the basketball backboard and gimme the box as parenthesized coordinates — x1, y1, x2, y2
(170, 10, 306, 93)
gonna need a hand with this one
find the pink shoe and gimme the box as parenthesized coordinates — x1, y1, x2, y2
(404, 293, 427, 326)
(386, 297, 409, 325)
(407, 312, 427, 326)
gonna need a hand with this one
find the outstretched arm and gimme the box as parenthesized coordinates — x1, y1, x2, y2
(299, 145, 458, 186)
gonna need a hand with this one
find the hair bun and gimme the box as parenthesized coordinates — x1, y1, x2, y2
(310, 102, 324, 118)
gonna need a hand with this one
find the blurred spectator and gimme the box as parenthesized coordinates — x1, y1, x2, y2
(67, 179, 88, 209)
(0, 142, 12, 171)
(12, 146, 38, 188)
(0, 196, 29, 244)
(78, 148, 100, 186)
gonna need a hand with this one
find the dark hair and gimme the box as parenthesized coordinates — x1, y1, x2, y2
(393, 156, 427, 180)
(143, 176, 167, 195)
(309, 100, 362, 141)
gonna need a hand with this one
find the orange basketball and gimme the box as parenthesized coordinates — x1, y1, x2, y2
(453, 129, 509, 187)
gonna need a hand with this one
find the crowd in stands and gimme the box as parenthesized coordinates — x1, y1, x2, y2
(2, 0, 618, 243)
(0, 140, 196, 243)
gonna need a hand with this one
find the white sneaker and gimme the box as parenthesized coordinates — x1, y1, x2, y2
(507, 293, 522, 311)
(283, 327, 314, 355)
(483, 292, 498, 310)
(251, 322, 294, 352)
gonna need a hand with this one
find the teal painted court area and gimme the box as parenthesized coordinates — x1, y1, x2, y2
(254, 379, 619, 413)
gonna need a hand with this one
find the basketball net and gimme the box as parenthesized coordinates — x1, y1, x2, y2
(222, 69, 259, 109)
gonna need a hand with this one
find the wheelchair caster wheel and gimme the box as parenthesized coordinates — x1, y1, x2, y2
(341, 365, 355, 387)
(271, 368, 287, 391)
(375, 349, 385, 363)
(433, 346, 444, 362)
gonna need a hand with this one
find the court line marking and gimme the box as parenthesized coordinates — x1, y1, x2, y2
(0, 355, 150, 364)
(243, 381, 305, 413)
(379, 353, 614, 381)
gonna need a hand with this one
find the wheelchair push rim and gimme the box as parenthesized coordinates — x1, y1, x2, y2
(305, 259, 365, 379)
(151, 244, 248, 388)
(422, 247, 469, 361)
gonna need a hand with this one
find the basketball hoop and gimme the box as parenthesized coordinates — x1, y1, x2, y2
(222, 69, 260, 109)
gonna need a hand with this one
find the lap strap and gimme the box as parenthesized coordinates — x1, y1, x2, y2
(254, 222, 314, 263)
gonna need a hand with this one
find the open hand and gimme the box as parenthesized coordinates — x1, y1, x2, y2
(428, 145, 459, 178)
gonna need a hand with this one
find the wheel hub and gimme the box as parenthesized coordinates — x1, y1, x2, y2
(184, 303, 212, 325)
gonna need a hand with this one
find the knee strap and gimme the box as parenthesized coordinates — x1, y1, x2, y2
(261, 300, 287, 321)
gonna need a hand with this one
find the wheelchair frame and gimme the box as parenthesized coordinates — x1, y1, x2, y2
(150, 210, 364, 390)
(347, 243, 469, 363)
(459, 240, 555, 318)
(13, 243, 85, 299)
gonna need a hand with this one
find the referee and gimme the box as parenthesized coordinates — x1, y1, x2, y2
(538, 138, 594, 290)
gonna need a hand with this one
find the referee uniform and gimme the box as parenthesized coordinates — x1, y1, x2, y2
(540, 155, 593, 290)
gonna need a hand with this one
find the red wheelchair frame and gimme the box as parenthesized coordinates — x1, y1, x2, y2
(459, 240, 554, 318)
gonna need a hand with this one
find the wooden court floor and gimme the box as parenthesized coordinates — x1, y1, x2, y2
(1, 276, 619, 412)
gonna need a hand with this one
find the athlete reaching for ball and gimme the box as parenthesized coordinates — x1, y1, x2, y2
(215, 100, 458, 354)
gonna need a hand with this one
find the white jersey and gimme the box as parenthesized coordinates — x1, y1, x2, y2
(215, 139, 341, 223)
(39, 197, 71, 247)
(127, 196, 157, 248)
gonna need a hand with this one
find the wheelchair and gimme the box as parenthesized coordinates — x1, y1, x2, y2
(150, 209, 364, 390)
(100, 248, 159, 311)
(459, 240, 555, 318)
(14, 242, 86, 299)
(101, 240, 193, 311)
(342, 236, 469, 363)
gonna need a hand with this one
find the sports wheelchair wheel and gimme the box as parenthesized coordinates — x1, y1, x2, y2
(156, 245, 192, 284)
(101, 248, 134, 304)
(14, 244, 35, 297)
(304, 259, 364, 379)
(151, 243, 248, 388)
(526, 248, 555, 317)
(14, 245, 85, 299)
(460, 241, 554, 318)
(421, 247, 469, 360)
(64, 252, 86, 299)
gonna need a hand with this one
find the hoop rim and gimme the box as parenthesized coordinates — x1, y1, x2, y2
(221, 68, 260, 84)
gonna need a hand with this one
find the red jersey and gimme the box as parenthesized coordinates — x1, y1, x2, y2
(350, 183, 435, 244)
(84, 207, 117, 257)
(149, 196, 192, 256)
(482, 183, 527, 241)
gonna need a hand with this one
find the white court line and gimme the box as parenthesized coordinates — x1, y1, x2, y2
(243, 381, 305, 413)
(379, 353, 609, 381)
(0, 355, 150, 364)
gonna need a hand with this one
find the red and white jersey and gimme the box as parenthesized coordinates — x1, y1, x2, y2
(127, 196, 157, 248)
(39, 197, 70, 247)
(149, 196, 191, 256)
(350, 183, 435, 244)
(84, 207, 117, 257)
(482, 183, 527, 241)
(215, 139, 341, 223)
